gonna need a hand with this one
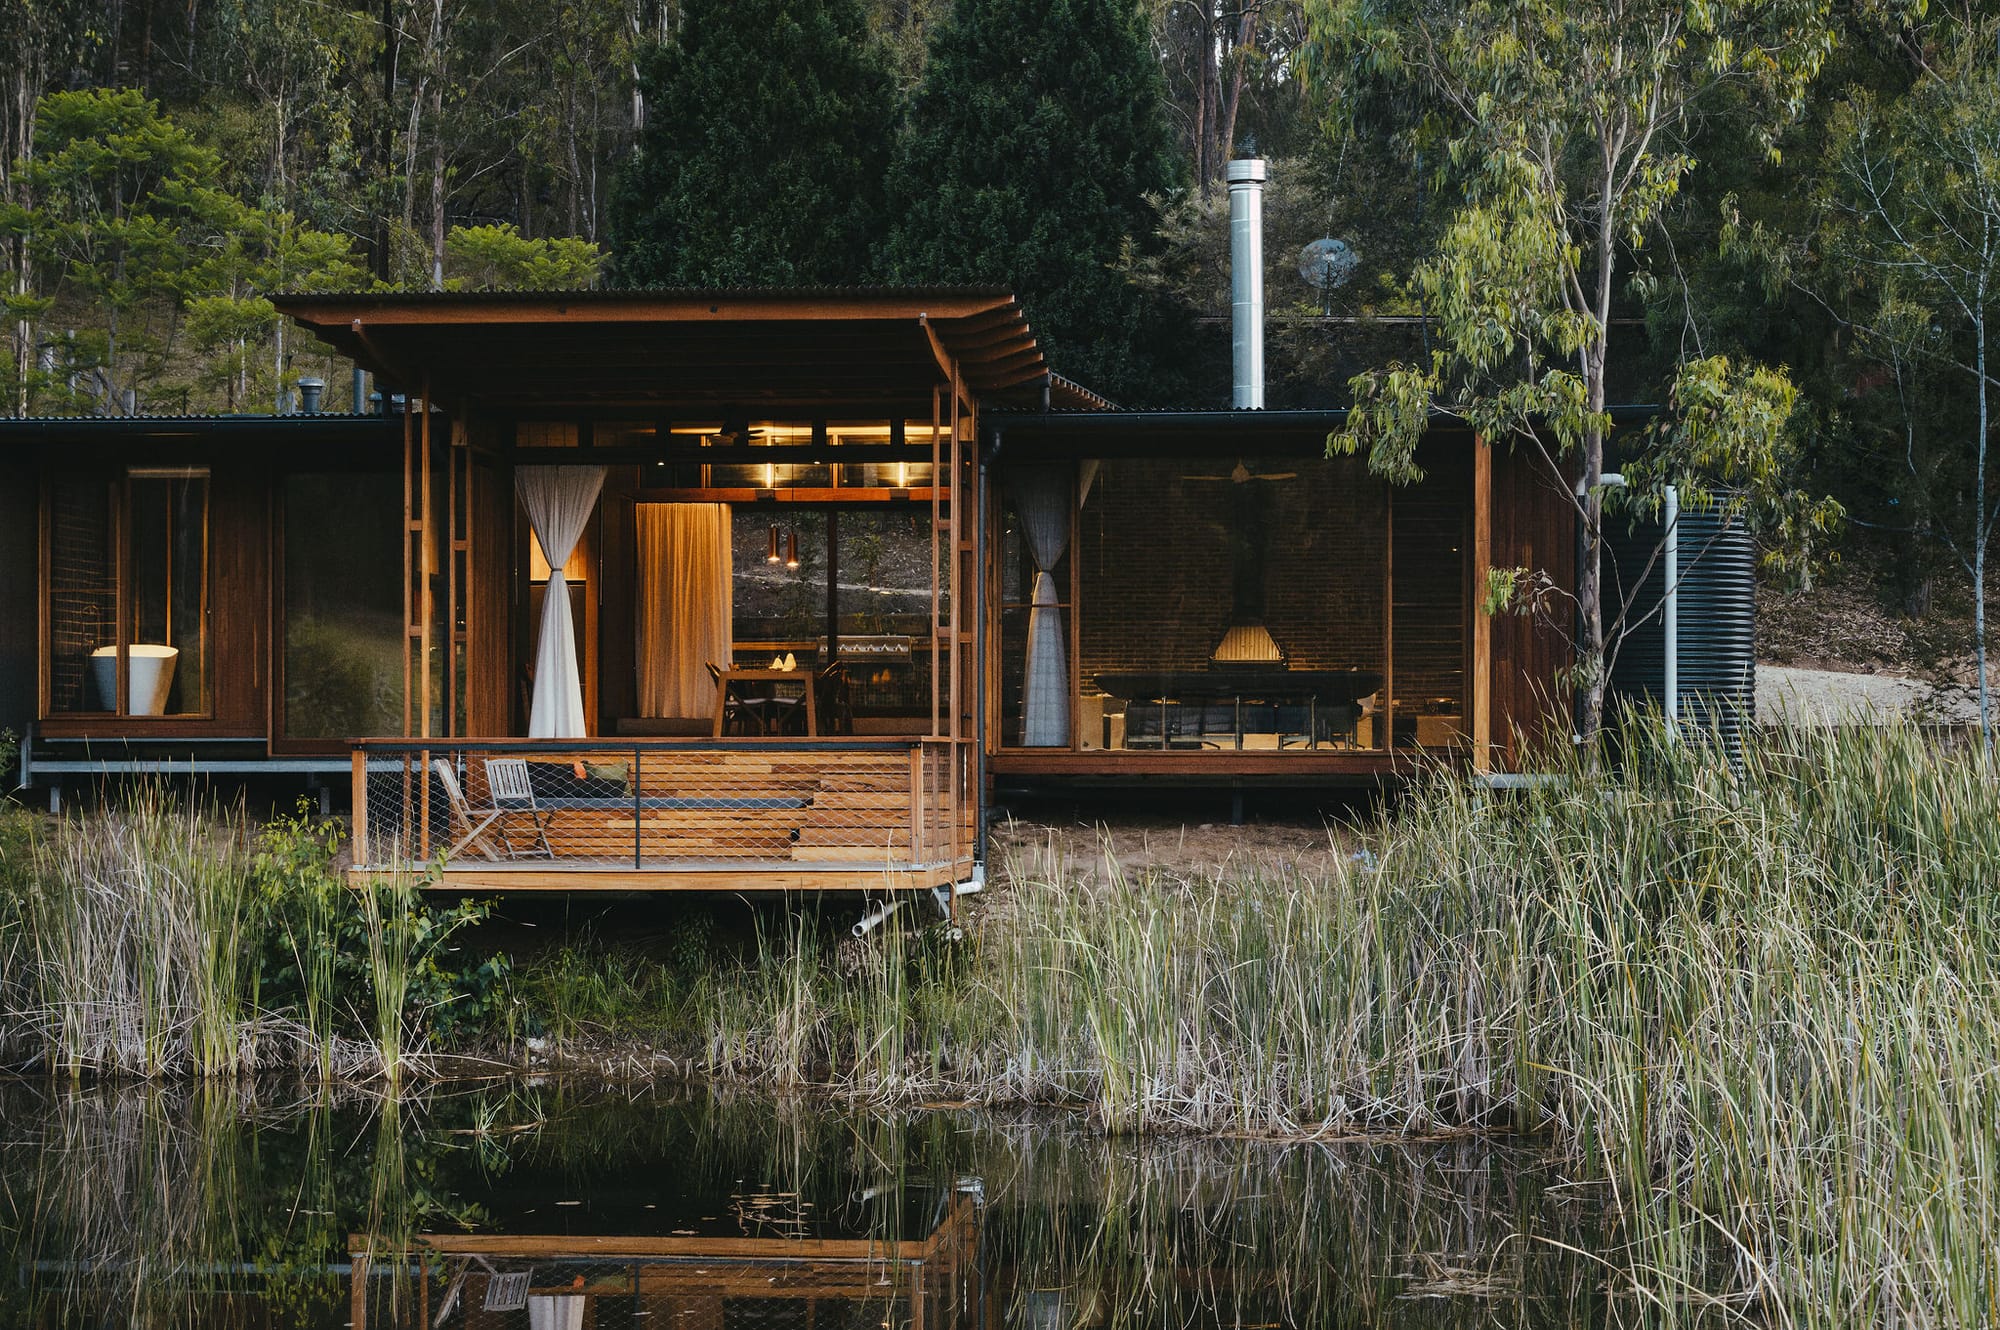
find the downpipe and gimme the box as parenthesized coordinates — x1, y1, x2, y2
(851, 899, 905, 939)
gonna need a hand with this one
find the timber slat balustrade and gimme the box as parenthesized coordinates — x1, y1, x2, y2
(348, 738, 972, 891)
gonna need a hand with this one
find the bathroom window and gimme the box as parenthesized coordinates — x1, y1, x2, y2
(44, 468, 211, 717)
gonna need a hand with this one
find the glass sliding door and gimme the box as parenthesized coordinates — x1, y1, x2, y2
(283, 472, 405, 740)
(1066, 455, 1394, 753)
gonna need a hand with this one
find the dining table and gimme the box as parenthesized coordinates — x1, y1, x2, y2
(711, 667, 820, 738)
(1091, 668, 1384, 749)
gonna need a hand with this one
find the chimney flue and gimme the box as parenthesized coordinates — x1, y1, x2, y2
(296, 376, 325, 414)
(1227, 158, 1268, 410)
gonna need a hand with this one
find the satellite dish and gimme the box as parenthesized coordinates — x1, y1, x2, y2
(1299, 237, 1358, 291)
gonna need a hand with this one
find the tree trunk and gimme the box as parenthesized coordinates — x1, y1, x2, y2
(373, 0, 399, 281)
(7, 57, 35, 418)
(1192, 3, 1214, 194)
(1575, 163, 1619, 748)
(1977, 308, 1992, 757)
(426, 0, 447, 290)
(1216, 10, 1255, 172)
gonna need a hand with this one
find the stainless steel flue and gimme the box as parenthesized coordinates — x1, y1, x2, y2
(1227, 158, 1268, 409)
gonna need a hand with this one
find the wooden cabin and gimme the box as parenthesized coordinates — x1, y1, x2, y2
(0, 289, 1575, 905)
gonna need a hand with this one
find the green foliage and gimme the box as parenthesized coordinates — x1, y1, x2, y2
(882, 0, 1186, 401)
(1306, 0, 1840, 736)
(2, 89, 362, 414)
(608, 0, 896, 286)
(444, 223, 603, 291)
(281, 614, 405, 740)
(0, 791, 500, 1079)
(1811, 16, 2000, 745)
(253, 801, 501, 1061)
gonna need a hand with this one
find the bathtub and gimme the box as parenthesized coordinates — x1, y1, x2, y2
(89, 644, 178, 715)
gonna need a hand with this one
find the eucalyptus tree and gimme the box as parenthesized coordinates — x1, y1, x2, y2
(1306, 0, 1842, 742)
(1817, 16, 2000, 751)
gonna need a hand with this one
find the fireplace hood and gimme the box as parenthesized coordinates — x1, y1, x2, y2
(1212, 621, 1285, 666)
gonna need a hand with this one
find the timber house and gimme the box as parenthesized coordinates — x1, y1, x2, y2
(0, 284, 1576, 907)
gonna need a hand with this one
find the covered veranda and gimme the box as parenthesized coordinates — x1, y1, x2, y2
(274, 288, 1092, 898)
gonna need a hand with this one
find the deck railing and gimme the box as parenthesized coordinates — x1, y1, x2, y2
(349, 737, 972, 881)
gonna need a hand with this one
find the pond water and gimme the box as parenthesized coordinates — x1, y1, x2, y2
(0, 1080, 1619, 1329)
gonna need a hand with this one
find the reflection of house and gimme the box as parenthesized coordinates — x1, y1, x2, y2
(349, 1185, 982, 1330)
(0, 282, 1576, 901)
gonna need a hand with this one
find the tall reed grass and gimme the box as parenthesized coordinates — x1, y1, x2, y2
(0, 787, 487, 1081)
(683, 720, 2000, 1327)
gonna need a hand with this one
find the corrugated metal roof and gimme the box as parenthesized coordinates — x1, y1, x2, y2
(271, 284, 1019, 303)
(0, 411, 383, 423)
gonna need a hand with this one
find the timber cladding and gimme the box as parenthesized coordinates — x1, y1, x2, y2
(1487, 440, 1578, 766)
(0, 454, 38, 740)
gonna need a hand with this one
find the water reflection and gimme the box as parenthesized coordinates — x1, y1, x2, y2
(0, 1082, 1613, 1329)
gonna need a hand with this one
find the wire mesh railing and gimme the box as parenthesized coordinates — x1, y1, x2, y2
(349, 738, 971, 878)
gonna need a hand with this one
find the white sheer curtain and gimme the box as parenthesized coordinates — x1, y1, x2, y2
(1013, 464, 1074, 746)
(518, 465, 605, 737)
(637, 503, 733, 718)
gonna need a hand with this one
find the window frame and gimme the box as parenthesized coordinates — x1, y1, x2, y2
(39, 464, 216, 724)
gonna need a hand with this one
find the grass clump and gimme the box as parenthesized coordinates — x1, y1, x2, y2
(0, 787, 498, 1080)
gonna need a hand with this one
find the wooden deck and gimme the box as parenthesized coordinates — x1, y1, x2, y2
(417, 859, 976, 893)
(349, 738, 974, 895)
(987, 747, 1436, 781)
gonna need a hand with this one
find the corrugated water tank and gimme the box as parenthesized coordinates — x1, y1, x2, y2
(1605, 496, 1757, 760)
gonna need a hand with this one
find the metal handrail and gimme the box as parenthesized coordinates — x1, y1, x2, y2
(351, 735, 973, 877)
(351, 737, 948, 755)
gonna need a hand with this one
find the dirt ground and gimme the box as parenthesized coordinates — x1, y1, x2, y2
(985, 807, 1359, 887)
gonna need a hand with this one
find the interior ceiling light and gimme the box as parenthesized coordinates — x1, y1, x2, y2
(766, 524, 782, 564)
(785, 527, 801, 570)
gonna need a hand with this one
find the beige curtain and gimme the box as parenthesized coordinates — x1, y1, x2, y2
(637, 503, 734, 718)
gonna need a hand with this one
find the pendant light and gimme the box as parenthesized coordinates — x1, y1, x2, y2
(766, 524, 782, 564)
(785, 526, 800, 570)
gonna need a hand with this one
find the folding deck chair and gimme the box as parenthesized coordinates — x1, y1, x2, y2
(483, 757, 556, 859)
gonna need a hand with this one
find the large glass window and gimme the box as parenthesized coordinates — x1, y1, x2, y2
(283, 473, 405, 739)
(1041, 455, 1413, 752)
(731, 508, 827, 661)
(837, 508, 935, 723)
(1389, 452, 1472, 749)
(46, 468, 210, 717)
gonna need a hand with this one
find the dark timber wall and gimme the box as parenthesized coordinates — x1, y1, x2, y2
(0, 453, 40, 745)
(1488, 439, 1577, 767)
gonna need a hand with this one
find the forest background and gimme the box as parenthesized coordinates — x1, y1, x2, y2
(4, 0, 1996, 630)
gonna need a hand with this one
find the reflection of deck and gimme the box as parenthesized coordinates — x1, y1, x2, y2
(349, 1189, 982, 1329)
(348, 738, 974, 897)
